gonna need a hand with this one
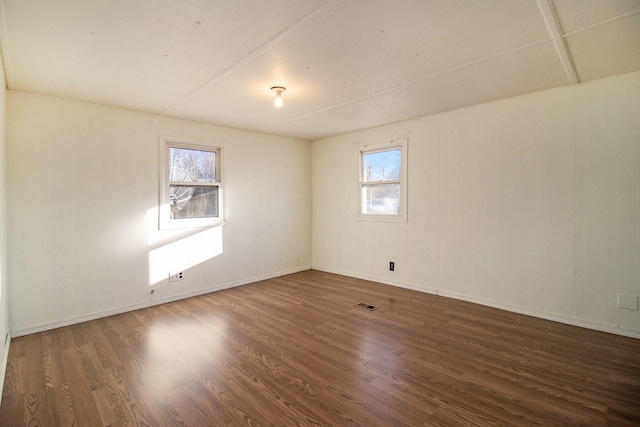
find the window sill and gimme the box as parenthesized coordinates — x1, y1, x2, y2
(159, 218, 227, 230)
(356, 214, 407, 223)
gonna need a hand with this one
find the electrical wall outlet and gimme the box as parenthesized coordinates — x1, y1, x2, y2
(389, 261, 395, 271)
(169, 272, 184, 282)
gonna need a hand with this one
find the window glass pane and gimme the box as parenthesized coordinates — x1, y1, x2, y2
(170, 185, 219, 219)
(169, 147, 217, 182)
(363, 149, 401, 182)
(361, 183, 400, 215)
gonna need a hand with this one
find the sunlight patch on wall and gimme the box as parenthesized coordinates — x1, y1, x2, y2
(148, 225, 223, 285)
(147, 206, 174, 246)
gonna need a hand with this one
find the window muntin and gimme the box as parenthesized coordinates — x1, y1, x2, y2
(160, 137, 223, 229)
(358, 138, 407, 222)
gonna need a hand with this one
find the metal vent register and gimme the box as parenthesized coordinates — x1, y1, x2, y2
(355, 302, 378, 311)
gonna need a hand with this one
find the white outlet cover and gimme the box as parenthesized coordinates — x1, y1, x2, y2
(169, 272, 184, 282)
(617, 294, 639, 311)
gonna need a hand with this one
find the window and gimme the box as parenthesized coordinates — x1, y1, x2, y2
(358, 138, 407, 222)
(159, 137, 223, 229)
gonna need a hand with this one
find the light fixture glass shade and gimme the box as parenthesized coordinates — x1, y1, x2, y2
(271, 86, 286, 108)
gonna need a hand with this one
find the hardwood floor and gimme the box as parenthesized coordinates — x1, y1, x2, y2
(1, 270, 639, 426)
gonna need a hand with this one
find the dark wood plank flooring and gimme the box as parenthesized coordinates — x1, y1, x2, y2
(1, 270, 639, 426)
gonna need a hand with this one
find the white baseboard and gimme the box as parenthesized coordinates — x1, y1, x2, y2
(311, 265, 640, 340)
(11, 265, 311, 337)
(13, 264, 639, 340)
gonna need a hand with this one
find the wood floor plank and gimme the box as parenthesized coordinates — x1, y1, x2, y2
(22, 333, 45, 394)
(59, 347, 104, 425)
(49, 383, 77, 426)
(42, 345, 66, 390)
(224, 374, 285, 424)
(0, 394, 25, 426)
(120, 360, 190, 427)
(167, 379, 231, 427)
(1, 353, 25, 397)
(2, 270, 639, 426)
(93, 385, 126, 426)
(105, 365, 158, 427)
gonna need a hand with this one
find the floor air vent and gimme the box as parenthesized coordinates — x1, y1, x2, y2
(355, 302, 378, 311)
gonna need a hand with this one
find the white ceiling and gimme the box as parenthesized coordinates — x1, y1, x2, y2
(1, 0, 639, 141)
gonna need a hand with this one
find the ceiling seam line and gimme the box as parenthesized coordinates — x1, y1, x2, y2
(267, 38, 552, 128)
(158, 0, 344, 116)
(537, 0, 579, 85)
(562, 9, 639, 37)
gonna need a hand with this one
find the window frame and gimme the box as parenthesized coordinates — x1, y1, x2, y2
(357, 137, 408, 223)
(159, 136, 224, 230)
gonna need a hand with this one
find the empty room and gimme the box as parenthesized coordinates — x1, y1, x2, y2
(0, 0, 639, 425)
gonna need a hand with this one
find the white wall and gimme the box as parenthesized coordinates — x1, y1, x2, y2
(6, 72, 640, 338)
(312, 71, 640, 337)
(8, 92, 311, 334)
(0, 48, 10, 390)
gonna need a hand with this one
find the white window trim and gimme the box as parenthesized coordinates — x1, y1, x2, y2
(158, 136, 225, 230)
(357, 137, 408, 223)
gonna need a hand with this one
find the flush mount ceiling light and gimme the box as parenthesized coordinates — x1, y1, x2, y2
(271, 86, 286, 107)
